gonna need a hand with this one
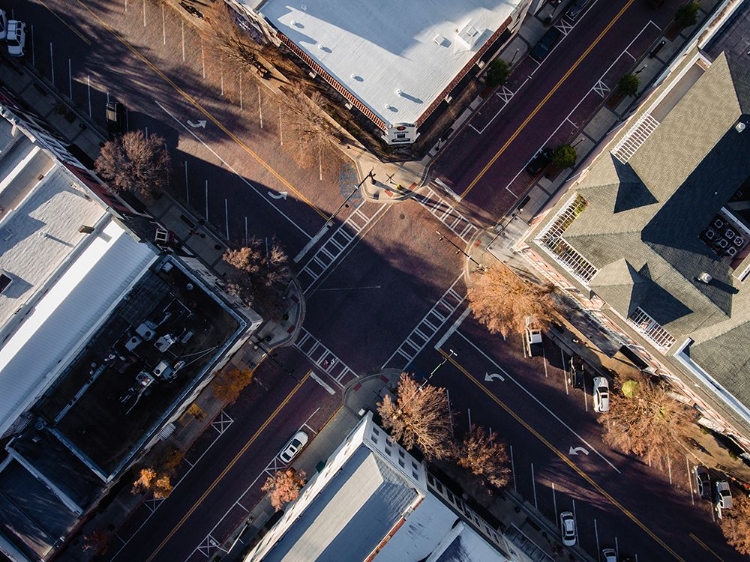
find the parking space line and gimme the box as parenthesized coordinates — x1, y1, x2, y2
(441, 349, 684, 562)
(510, 445, 517, 492)
(462, 0, 637, 199)
(531, 463, 538, 509)
(141, 372, 312, 562)
(155, 101, 311, 238)
(458, 331, 614, 469)
(686, 457, 695, 505)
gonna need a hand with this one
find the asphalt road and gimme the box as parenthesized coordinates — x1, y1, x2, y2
(431, 0, 686, 224)
(11, 0, 747, 561)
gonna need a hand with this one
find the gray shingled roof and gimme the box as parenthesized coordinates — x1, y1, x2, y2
(263, 445, 419, 562)
(532, 52, 750, 409)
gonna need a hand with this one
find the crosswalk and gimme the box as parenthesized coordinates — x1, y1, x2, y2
(298, 202, 384, 293)
(294, 327, 359, 388)
(415, 185, 479, 244)
(383, 275, 465, 370)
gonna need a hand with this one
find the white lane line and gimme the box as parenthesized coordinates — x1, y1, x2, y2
(435, 307, 471, 350)
(154, 100, 311, 239)
(457, 330, 621, 473)
(309, 371, 335, 395)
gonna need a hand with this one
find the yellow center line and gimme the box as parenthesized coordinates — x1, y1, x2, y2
(690, 532, 725, 561)
(74, 0, 328, 221)
(144, 370, 311, 562)
(40, 0, 92, 45)
(460, 0, 635, 200)
(438, 348, 685, 561)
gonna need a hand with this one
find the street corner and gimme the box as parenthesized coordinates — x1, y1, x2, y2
(343, 369, 401, 413)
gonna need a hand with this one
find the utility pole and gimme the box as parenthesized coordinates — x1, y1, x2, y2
(325, 169, 375, 228)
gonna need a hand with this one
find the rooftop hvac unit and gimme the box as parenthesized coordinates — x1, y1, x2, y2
(155, 334, 177, 352)
(153, 360, 175, 380)
(734, 236, 745, 247)
(724, 228, 736, 240)
(717, 239, 729, 249)
(704, 229, 716, 240)
(726, 246, 738, 258)
(714, 218, 725, 229)
(697, 272, 713, 284)
(125, 335, 142, 352)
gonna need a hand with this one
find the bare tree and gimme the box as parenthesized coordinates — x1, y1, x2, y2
(201, 1, 266, 76)
(262, 468, 306, 511)
(82, 529, 109, 557)
(719, 493, 750, 555)
(222, 237, 291, 312)
(467, 263, 557, 338)
(284, 86, 343, 175)
(378, 373, 455, 461)
(212, 367, 254, 405)
(131, 467, 173, 499)
(598, 374, 694, 470)
(457, 425, 511, 489)
(95, 131, 170, 200)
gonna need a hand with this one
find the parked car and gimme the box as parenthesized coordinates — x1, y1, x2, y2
(560, 511, 577, 546)
(6, 20, 26, 58)
(524, 317, 544, 357)
(602, 548, 617, 562)
(694, 465, 711, 500)
(568, 355, 585, 389)
(565, 0, 593, 21)
(592, 376, 610, 412)
(715, 480, 733, 511)
(530, 27, 562, 62)
(106, 101, 126, 139)
(0, 10, 8, 41)
(526, 147, 553, 176)
(278, 430, 309, 464)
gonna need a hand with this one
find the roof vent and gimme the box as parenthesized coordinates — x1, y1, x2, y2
(0, 272, 12, 294)
(697, 272, 712, 284)
(736, 122, 746, 133)
(79, 225, 95, 234)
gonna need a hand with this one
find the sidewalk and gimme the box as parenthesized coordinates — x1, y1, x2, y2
(218, 369, 595, 562)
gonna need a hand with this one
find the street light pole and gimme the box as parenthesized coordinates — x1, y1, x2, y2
(325, 169, 375, 228)
(251, 336, 298, 382)
(420, 349, 457, 390)
(436, 230, 485, 270)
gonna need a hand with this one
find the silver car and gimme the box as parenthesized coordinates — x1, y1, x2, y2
(0, 10, 8, 41)
(593, 376, 610, 413)
(560, 511, 577, 546)
(6, 20, 26, 58)
(278, 430, 309, 464)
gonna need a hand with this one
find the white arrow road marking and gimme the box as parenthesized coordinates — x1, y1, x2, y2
(187, 119, 207, 128)
(268, 191, 288, 200)
(484, 372, 505, 382)
(569, 446, 590, 456)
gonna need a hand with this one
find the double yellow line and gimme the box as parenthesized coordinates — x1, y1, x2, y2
(439, 348, 685, 561)
(144, 371, 310, 562)
(460, 0, 636, 199)
(75, 0, 327, 220)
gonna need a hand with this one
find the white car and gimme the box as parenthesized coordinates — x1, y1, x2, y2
(715, 480, 733, 510)
(6, 20, 26, 58)
(560, 511, 577, 546)
(593, 376, 610, 413)
(278, 430, 308, 464)
(602, 547, 617, 562)
(0, 10, 8, 41)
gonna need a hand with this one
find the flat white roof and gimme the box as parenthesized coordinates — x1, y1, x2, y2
(260, 0, 521, 127)
(0, 219, 156, 435)
(0, 138, 106, 328)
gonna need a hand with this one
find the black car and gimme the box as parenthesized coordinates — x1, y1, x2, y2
(565, 0, 593, 21)
(526, 147, 553, 175)
(530, 27, 562, 62)
(568, 355, 585, 389)
(106, 101, 126, 139)
(694, 465, 711, 500)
